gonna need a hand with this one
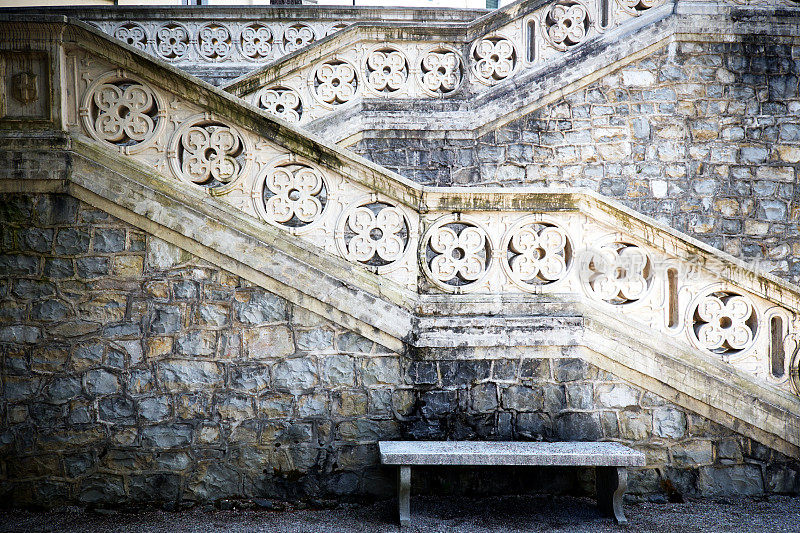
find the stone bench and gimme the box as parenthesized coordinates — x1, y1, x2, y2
(379, 441, 646, 526)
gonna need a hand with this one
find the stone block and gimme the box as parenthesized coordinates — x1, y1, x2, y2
(43, 258, 74, 279)
(112, 255, 144, 277)
(554, 412, 602, 441)
(141, 424, 193, 448)
(83, 369, 119, 395)
(596, 383, 638, 408)
(92, 228, 125, 253)
(148, 305, 183, 334)
(653, 407, 686, 439)
(321, 354, 356, 387)
(502, 385, 542, 412)
(217, 394, 256, 421)
(361, 356, 399, 386)
(79, 295, 125, 323)
(128, 369, 156, 395)
(158, 360, 222, 392)
(230, 365, 270, 392)
(258, 393, 294, 418)
(566, 383, 593, 410)
(297, 393, 328, 418)
(54, 228, 89, 255)
(244, 326, 293, 358)
(139, 396, 171, 422)
(335, 331, 374, 353)
(520, 358, 549, 380)
(470, 383, 498, 413)
(698, 464, 764, 496)
(297, 328, 334, 351)
(619, 411, 650, 441)
(98, 396, 136, 422)
(76, 256, 109, 279)
(198, 303, 230, 327)
(554, 358, 589, 382)
(407, 360, 437, 385)
(274, 357, 318, 392)
(671, 441, 714, 466)
(175, 330, 217, 357)
(234, 291, 286, 324)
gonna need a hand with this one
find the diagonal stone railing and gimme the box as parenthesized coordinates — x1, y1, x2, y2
(222, 0, 800, 137)
(2, 16, 800, 458)
(8, 5, 486, 87)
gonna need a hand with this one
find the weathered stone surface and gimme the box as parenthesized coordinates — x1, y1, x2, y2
(234, 292, 286, 324)
(698, 464, 764, 496)
(83, 369, 120, 395)
(158, 360, 222, 392)
(653, 408, 687, 439)
(323, 354, 356, 387)
(244, 326, 293, 358)
(273, 357, 318, 391)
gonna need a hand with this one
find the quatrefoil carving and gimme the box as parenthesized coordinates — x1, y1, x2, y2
(582, 242, 652, 304)
(240, 23, 273, 60)
(422, 217, 492, 291)
(336, 198, 410, 272)
(691, 291, 757, 355)
(155, 23, 190, 61)
(168, 115, 251, 191)
(255, 161, 328, 229)
(502, 219, 572, 290)
(472, 37, 516, 85)
(80, 71, 166, 155)
(365, 48, 408, 94)
(313, 60, 358, 106)
(545, 0, 591, 51)
(256, 86, 303, 123)
(420, 48, 462, 96)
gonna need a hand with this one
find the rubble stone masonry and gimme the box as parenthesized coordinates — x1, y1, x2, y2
(1, 193, 798, 508)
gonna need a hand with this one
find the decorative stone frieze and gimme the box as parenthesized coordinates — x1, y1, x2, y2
(61, 18, 800, 399)
(420, 47, 463, 96)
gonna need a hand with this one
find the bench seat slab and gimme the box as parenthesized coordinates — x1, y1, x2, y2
(379, 441, 646, 467)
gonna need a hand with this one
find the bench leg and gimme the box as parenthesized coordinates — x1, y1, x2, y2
(596, 466, 628, 525)
(398, 466, 411, 527)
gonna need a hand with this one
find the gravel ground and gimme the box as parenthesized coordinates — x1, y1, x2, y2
(2, 495, 800, 533)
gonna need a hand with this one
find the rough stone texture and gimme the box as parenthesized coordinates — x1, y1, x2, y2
(352, 39, 800, 283)
(1, 195, 798, 508)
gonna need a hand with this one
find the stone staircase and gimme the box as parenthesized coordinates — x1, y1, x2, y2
(0, 5, 799, 506)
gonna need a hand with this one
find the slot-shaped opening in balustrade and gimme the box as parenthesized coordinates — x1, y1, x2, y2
(667, 267, 678, 329)
(527, 21, 536, 62)
(599, 0, 611, 29)
(770, 316, 786, 378)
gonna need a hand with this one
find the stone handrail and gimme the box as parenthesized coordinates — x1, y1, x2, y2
(5, 5, 485, 86)
(2, 15, 800, 417)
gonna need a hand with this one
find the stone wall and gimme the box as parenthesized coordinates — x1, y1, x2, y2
(1, 194, 798, 509)
(352, 38, 800, 284)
